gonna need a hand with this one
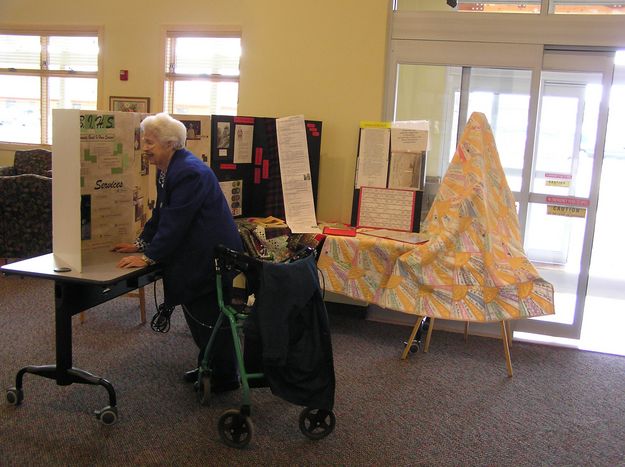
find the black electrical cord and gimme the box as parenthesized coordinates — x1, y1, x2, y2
(181, 304, 214, 329)
(147, 273, 224, 333)
(149, 279, 175, 333)
(151, 302, 175, 333)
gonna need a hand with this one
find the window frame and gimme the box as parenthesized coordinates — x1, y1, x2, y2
(0, 27, 101, 147)
(162, 27, 242, 115)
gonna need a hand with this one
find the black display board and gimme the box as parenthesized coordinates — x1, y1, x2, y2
(210, 115, 321, 219)
(349, 127, 425, 233)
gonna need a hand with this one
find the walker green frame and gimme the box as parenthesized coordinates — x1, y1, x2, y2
(195, 245, 335, 448)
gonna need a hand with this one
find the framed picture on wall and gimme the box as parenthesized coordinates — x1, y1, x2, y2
(109, 96, 151, 113)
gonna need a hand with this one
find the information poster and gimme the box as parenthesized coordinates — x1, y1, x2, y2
(357, 186, 416, 231)
(233, 123, 254, 163)
(79, 112, 140, 251)
(355, 127, 390, 189)
(175, 115, 211, 165)
(219, 179, 243, 217)
(276, 115, 320, 233)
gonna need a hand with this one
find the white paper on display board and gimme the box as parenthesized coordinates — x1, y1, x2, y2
(390, 120, 430, 151)
(355, 127, 390, 189)
(233, 124, 254, 164)
(357, 186, 416, 232)
(219, 179, 243, 217)
(275, 115, 320, 234)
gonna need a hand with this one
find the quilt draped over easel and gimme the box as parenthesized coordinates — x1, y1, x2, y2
(318, 112, 555, 322)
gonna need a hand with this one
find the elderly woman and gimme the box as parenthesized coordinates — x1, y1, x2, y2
(113, 112, 242, 393)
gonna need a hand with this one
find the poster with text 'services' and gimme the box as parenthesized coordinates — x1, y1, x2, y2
(79, 112, 143, 251)
(53, 110, 149, 272)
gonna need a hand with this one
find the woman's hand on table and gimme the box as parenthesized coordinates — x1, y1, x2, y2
(116, 255, 148, 268)
(111, 243, 147, 268)
(111, 243, 138, 253)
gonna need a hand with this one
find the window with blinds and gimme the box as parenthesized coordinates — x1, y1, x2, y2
(395, 0, 625, 14)
(164, 33, 240, 116)
(0, 33, 98, 145)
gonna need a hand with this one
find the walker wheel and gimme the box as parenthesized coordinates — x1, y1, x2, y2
(218, 409, 253, 448)
(94, 405, 118, 425)
(299, 407, 335, 440)
(197, 373, 212, 406)
(6, 387, 23, 405)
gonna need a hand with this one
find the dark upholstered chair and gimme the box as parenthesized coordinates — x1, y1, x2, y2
(0, 148, 52, 177)
(0, 149, 53, 259)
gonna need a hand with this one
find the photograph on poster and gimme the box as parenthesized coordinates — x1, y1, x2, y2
(141, 153, 149, 176)
(80, 195, 91, 240)
(388, 151, 424, 190)
(217, 121, 231, 149)
(134, 127, 141, 150)
(219, 179, 243, 217)
(134, 190, 144, 222)
(109, 96, 151, 113)
(181, 120, 201, 140)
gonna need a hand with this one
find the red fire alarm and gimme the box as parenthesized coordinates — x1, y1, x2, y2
(119, 69, 128, 81)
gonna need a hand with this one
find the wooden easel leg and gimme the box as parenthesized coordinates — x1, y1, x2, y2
(464, 321, 469, 342)
(500, 320, 513, 377)
(505, 320, 512, 347)
(401, 316, 424, 360)
(423, 317, 435, 353)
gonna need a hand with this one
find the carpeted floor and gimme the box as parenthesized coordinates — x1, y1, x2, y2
(1, 274, 624, 466)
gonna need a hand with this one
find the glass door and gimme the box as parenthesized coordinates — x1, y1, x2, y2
(388, 42, 617, 343)
(572, 53, 625, 354)
(512, 50, 614, 340)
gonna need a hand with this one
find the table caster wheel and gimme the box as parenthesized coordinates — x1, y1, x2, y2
(6, 387, 23, 406)
(94, 405, 118, 425)
(299, 407, 335, 440)
(218, 409, 253, 448)
(197, 372, 211, 406)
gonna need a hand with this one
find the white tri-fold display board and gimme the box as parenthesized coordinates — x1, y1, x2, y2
(52, 110, 151, 272)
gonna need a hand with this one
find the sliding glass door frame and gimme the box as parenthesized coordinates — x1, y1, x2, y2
(385, 38, 616, 340)
(514, 49, 614, 339)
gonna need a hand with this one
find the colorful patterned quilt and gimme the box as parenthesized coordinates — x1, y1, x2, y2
(318, 112, 555, 322)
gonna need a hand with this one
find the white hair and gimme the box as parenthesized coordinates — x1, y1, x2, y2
(140, 112, 187, 149)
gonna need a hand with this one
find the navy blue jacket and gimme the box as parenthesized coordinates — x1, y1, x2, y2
(244, 254, 335, 411)
(140, 148, 242, 306)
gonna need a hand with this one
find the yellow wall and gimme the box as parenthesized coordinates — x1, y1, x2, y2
(0, 0, 390, 223)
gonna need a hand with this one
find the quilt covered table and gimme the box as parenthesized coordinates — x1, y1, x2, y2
(318, 112, 554, 323)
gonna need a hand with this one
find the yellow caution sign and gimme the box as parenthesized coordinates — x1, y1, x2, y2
(546, 179, 571, 187)
(547, 205, 586, 218)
